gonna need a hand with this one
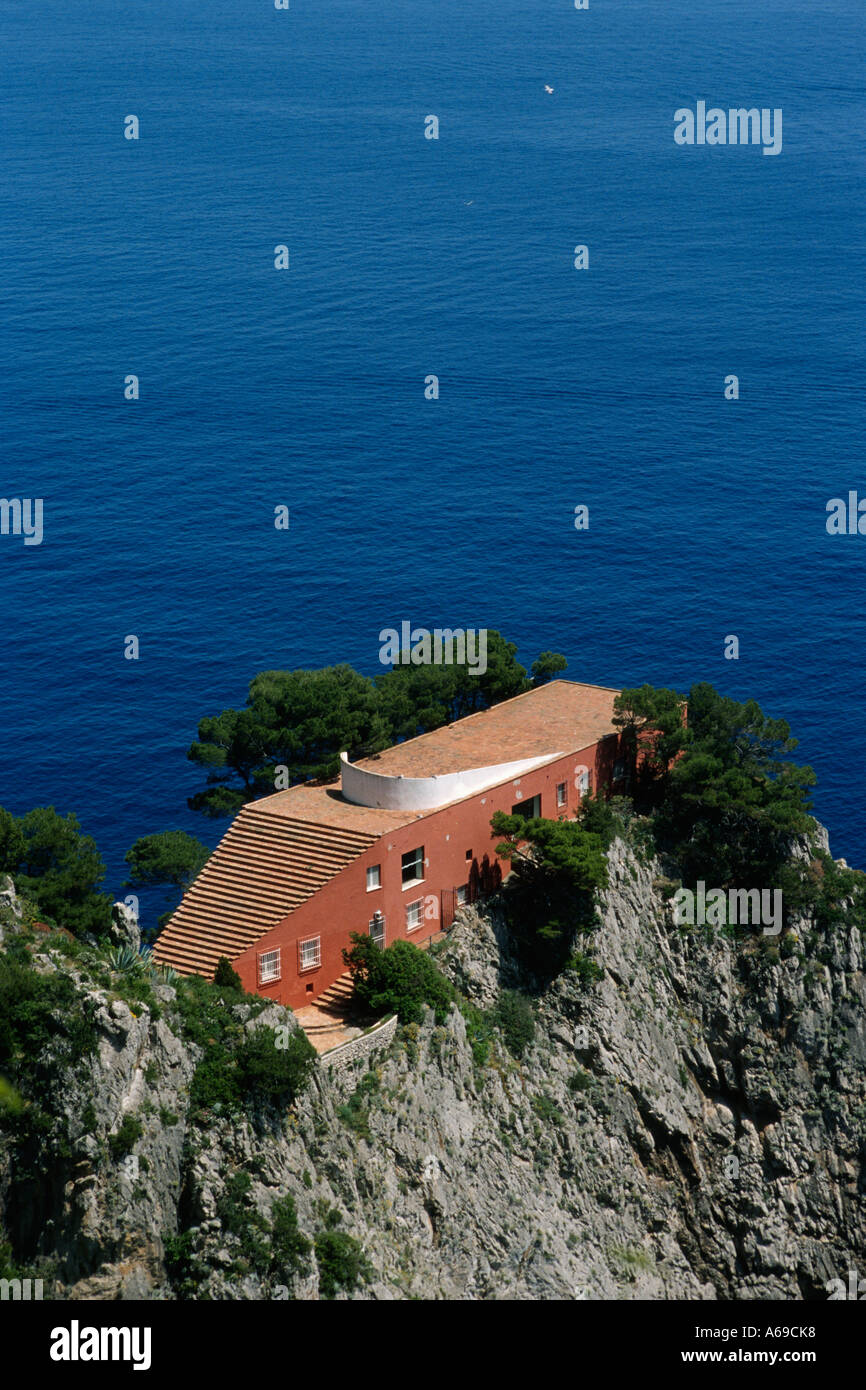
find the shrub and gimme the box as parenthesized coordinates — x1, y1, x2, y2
(609, 1242, 654, 1279)
(217, 1171, 271, 1274)
(578, 793, 626, 848)
(566, 950, 604, 985)
(531, 1093, 564, 1126)
(0, 951, 99, 1091)
(314, 1229, 370, 1299)
(236, 1026, 316, 1105)
(458, 998, 495, 1068)
(189, 1048, 239, 1112)
(173, 973, 262, 1049)
(214, 957, 243, 992)
(217, 1172, 253, 1235)
(343, 935, 453, 1025)
(337, 1071, 379, 1141)
(495, 990, 535, 1059)
(109, 1113, 143, 1159)
(811, 852, 866, 933)
(568, 1067, 594, 1094)
(80, 1101, 98, 1131)
(173, 974, 276, 1120)
(163, 1227, 214, 1296)
(0, 1239, 23, 1281)
(0, 950, 101, 1223)
(270, 1195, 312, 1279)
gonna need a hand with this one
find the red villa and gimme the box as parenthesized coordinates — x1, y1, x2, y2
(153, 680, 627, 1007)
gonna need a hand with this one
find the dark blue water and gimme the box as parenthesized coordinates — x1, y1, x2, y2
(2, 0, 864, 928)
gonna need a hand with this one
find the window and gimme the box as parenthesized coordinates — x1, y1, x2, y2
(511, 794, 540, 820)
(299, 936, 321, 971)
(577, 769, 590, 795)
(401, 845, 424, 887)
(556, 782, 567, 807)
(456, 884, 468, 906)
(406, 899, 423, 931)
(258, 948, 280, 985)
(366, 864, 381, 891)
(465, 848, 473, 860)
(613, 759, 625, 781)
(369, 912, 385, 948)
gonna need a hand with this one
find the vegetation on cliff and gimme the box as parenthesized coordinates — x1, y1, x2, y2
(612, 682, 865, 933)
(0, 805, 113, 938)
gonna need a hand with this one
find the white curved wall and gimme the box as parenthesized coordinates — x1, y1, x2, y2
(340, 750, 563, 811)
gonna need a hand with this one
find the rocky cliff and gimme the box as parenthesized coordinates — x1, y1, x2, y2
(0, 830, 864, 1301)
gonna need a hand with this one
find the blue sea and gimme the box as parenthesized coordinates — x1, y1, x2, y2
(2, 0, 864, 931)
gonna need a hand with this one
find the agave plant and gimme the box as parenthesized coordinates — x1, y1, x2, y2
(107, 943, 145, 974)
(141, 947, 179, 986)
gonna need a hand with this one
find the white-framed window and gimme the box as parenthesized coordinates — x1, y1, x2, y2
(366, 864, 381, 891)
(456, 884, 468, 906)
(556, 782, 567, 807)
(578, 770, 590, 795)
(406, 899, 423, 931)
(401, 845, 424, 888)
(299, 936, 321, 972)
(369, 911, 385, 948)
(258, 948, 281, 985)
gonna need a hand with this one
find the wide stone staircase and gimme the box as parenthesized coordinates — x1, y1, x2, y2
(295, 972, 365, 1054)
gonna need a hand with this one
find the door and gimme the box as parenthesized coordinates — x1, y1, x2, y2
(440, 888, 457, 930)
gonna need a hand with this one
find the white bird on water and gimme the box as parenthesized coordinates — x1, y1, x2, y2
(544, 85, 554, 94)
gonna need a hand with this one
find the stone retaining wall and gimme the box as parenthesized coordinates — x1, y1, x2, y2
(318, 1014, 398, 1072)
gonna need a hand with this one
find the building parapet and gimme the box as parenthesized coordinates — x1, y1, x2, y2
(340, 750, 562, 811)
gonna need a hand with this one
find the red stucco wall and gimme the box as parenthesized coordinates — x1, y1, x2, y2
(231, 733, 622, 1009)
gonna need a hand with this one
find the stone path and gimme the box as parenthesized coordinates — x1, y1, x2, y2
(295, 972, 371, 1054)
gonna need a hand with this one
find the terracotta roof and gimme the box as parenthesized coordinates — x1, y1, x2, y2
(250, 783, 417, 834)
(152, 804, 380, 977)
(355, 679, 619, 779)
